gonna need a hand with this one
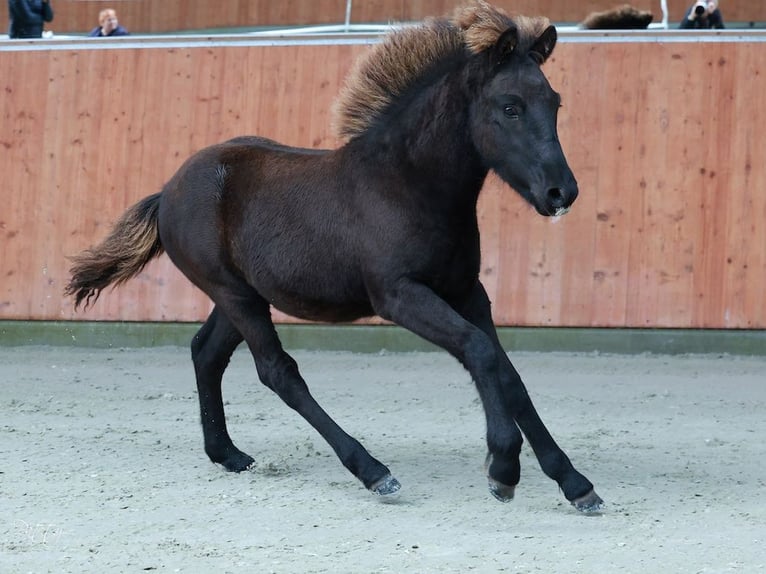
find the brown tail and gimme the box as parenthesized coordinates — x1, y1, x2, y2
(65, 192, 164, 310)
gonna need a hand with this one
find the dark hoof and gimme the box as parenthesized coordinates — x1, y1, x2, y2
(488, 477, 516, 502)
(215, 451, 255, 473)
(484, 453, 517, 502)
(571, 489, 604, 514)
(369, 473, 401, 496)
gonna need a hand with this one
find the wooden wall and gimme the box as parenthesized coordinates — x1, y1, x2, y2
(352, 1, 764, 25)
(1, 35, 764, 328)
(1, 1, 763, 35)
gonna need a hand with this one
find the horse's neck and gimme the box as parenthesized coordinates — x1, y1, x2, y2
(358, 76, 488, 206)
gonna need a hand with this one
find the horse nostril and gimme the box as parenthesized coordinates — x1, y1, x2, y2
(547, 187, 566, 208)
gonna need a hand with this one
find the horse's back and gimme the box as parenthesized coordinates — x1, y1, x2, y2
(161, 136, 335, 207)
(158, 135, 336, 237)
(221, 135, 331, 156)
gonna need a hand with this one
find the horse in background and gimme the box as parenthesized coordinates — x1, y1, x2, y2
(66, 1, 602, 512)
(581, 4, 654, 29)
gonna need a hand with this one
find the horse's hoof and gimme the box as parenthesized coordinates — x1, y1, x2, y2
(369, 473, 401, 496)
(219, 453, 256, 473)
(484, 453, 516, 502)
(570, 489, 604, 514)
(488, 477, 516, 502)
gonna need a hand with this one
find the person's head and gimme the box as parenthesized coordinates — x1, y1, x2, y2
(99, 9, 119, 34)
(694, 0, 719, 16)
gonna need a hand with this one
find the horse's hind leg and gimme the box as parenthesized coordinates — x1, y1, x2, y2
(215, 290, 400, 495)
(191, 306, 253, 472)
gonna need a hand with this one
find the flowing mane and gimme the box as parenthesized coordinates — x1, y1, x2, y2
(332, 1, 551, 140)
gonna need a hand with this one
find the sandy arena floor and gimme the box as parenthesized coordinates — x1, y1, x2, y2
(1, 346, 764, 573)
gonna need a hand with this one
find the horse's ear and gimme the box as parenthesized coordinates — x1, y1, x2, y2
(529, 25, 557, 64)
(491, 26, 518, 66)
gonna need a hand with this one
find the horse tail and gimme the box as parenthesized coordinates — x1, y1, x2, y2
(65, 192, 164, 310)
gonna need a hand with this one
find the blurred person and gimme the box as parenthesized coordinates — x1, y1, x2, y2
(7, 0, 53, 39)
(680, 0, 724, 29)
(88, 8, 129, 37)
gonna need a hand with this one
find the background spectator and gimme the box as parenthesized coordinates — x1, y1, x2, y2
(7, 0, 53, 38)
(88, 8, 129, 37)
(680, 0, 725, 28)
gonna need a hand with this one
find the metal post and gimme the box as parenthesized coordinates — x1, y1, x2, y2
(345, 0, 352, 33)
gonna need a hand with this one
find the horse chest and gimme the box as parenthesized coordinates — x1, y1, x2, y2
(420, 254, 480, 304)
(395, 229, 482, 303)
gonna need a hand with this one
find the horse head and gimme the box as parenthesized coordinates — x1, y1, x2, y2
(333, 1, 578, 217)
(462, 10, 578, 217)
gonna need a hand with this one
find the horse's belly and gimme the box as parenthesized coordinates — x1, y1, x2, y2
(266, 291, 374, 323)
(249, 264, 374, 323)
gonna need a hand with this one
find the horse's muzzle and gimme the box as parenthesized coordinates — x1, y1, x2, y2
(539, 185, 578, 217)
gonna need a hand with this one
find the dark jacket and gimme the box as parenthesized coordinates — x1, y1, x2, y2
(679, 6, 724, 29)
(8, 0, 53, 38)
(87, 25, 129, 37)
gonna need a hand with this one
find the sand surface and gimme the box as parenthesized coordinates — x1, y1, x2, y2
(2, 346, 765, 573)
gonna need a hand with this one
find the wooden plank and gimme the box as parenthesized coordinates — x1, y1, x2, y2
(1, 52, 52, 317)
(720, 44, 766, 328)
(351, 1, 658, 23)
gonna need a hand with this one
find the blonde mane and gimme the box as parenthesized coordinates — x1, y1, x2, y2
(332, 1, 550, 141)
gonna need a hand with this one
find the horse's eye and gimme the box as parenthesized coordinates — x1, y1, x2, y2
(504, 105, 520, 119)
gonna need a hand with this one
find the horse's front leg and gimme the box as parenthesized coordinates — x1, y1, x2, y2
(373, 279, 601, 511)
(456, 282, 602, 512)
